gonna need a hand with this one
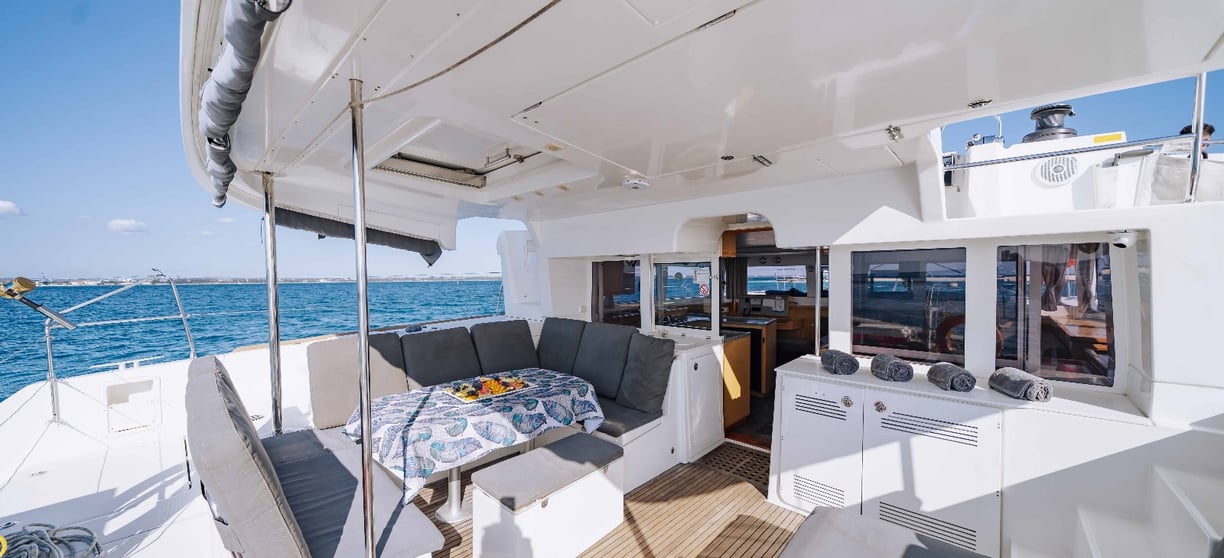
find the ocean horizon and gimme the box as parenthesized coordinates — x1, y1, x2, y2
(0, 280, 504, 400)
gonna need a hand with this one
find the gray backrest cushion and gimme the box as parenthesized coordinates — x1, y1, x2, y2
(470, 320, 539, 374)
(537, 318, 587, 374)
(572, 322, 636, 398)
(185, 356, 310, 558)
(401, 327, 483, 386)
(307, 332, 410, 429)
(615, 334, 676, 414)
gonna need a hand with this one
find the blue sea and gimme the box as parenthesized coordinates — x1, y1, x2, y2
(0, 281, 504, 400)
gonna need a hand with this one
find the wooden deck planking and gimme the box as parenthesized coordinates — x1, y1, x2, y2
(415, 450, 802, 558)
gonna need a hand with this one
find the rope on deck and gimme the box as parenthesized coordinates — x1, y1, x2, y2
(0, 523, 100, 558)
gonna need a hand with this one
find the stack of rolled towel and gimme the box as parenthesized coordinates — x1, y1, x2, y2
(870, 354, 913, 382)
(927, 362, 976, 392)
(820, 349, 860, 375)
(989, 367, 1053, 402)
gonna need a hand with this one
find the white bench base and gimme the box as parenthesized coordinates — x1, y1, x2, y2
(472, 458, 624, 558)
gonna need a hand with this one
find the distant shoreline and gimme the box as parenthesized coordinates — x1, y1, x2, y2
(40, 276, 502, 287)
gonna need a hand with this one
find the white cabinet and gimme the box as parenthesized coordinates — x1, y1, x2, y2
(775, 372, 1002, 557)
(777, 377, 864, 511)
(686, 352, 723, 460)
(674, 345, 724, 463)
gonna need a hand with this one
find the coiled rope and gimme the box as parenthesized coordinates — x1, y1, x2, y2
(0, 523, 101, 558)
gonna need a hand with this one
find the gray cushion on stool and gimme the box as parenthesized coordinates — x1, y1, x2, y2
(616, 333, 675, 413)
(572, 322, 636, 398)
(471, 320, 539, 374)
(472, 433, 623, 513)
(401, 327, 483, 386)
(779, 507, 988, 558)
(537, 318, 587, 374)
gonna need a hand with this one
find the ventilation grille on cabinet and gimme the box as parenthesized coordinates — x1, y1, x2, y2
(794, 394, 847, 421)
(878, 502, 977, 551)
(793, 475, 845, 509)
(880, 412, 979, 447)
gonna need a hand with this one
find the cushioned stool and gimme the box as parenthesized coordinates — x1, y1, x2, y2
(471, 433, 624, 558)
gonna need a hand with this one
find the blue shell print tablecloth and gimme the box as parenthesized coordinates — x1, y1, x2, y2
(343, 368, 605, 501)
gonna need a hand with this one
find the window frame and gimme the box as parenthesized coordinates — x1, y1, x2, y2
(650, 253, 720, 337)
(830, 235, 1132, 396)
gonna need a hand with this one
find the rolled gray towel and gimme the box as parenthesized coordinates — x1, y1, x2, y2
(928, 362, 976, 392)
(820, 349, 860, 375)
(870, 354, 913, 382)
(989, 367, 1053, 402)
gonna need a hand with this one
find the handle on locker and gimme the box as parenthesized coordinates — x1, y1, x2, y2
(693, 362, 698, 371)
(874, 401, 887, 413)
(841, 396, 853, 407)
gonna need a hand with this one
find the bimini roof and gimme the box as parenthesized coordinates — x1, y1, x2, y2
(180, 0, 1224, 245)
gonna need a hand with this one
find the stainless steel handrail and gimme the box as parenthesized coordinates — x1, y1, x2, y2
(43, 270, 196, 423)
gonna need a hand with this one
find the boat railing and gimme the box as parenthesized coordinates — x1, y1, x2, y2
(944, 72, 1212, 202)
(43, 269, 195, 422)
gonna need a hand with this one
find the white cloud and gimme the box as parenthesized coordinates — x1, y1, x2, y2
(200, 230, 214, 236)
(107, 218, 147, 234)
(0, 200, 20, 215)
(217, 217, 236, 224)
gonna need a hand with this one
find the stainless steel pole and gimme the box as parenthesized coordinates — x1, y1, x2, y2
(263, 173, 284, 436)
(165, 275, 197, 359)
(350, 78, 377, 558)
(45, 321, 60, 423)
(1187, 72, 1207, 202)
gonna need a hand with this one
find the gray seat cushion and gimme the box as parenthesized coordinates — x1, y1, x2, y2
(307, 332, 410, 429)
(779, 507, 987, 558)
(595, 396, 663, 438)
(572, 322, 636, 398)
(616, 334, 675, 413)
(401, 327, 483, 386)
(472, 433, 623, 512)
(470, 320, 540, 374)
(185, 356, 311, 558)
(263, 430, 445, 558)
(537, 317, 587, 374)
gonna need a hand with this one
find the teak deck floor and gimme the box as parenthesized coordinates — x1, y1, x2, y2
(415, 444, 802, 557)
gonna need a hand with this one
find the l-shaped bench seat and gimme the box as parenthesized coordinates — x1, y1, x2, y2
(305, 317, 678, 490)
(185, 355, 444, 558)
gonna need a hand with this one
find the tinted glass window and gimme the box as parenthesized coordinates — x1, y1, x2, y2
(852, 248, 967, 362)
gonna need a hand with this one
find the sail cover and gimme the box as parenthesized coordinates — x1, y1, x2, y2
(198, 0, 291, 208)
(275, 208, 444, 266)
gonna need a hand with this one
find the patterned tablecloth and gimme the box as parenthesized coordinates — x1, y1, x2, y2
(343, 368, 605, 501)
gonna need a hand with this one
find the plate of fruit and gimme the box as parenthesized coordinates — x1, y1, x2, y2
(442, 375, 530, 402)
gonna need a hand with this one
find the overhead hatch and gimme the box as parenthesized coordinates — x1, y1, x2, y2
(373, 118, 546, 190)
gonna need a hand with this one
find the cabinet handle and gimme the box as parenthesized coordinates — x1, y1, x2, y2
(841, 396, 853, 408)
(874, 401, 887, 413)
(694, 363, 699, 371)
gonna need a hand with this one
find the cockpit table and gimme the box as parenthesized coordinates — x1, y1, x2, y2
(343, 368, 605, 522)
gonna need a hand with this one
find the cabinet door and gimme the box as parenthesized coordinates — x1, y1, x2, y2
(776, 374, 863, 513)
(862, 392, 1001, 557)
(687, 352, 724, 459)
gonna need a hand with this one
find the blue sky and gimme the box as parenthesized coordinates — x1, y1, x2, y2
(0, 3, 1217, 280)
(0, 2, 522, 280)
